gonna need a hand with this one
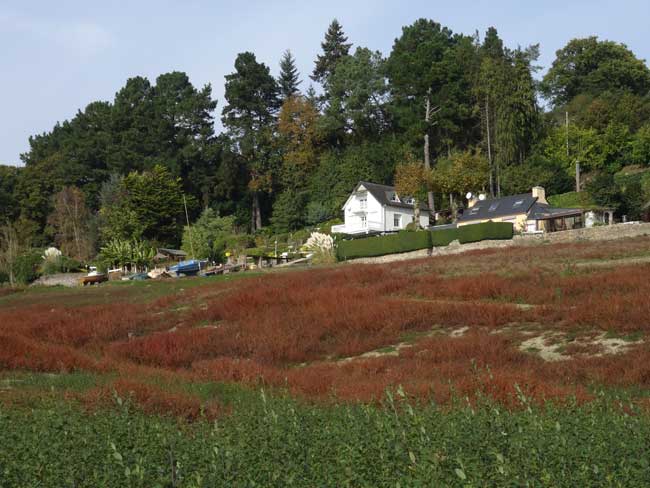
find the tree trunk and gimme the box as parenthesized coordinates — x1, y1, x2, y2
(424, 93, 435, 215)
(414, 201, 420, 229)
(253, 192, 262, 231)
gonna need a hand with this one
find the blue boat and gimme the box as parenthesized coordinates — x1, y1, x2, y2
(169, 259, 206, 276)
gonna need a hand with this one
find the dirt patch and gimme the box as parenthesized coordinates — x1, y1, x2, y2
(520, 331, 643, 362)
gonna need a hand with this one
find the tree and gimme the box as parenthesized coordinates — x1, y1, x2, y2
(311, 19, 352, 89)
(432, 149, 489, 218)
(0, 222, 21, 285)
(394, 156, 432, 228)
(0, 165, 20, 223)
(273, 95, 320, 231)
(500, 156, 573, 196)
(631, 124, 650, 166)
(48, 187, 93, 262)
(587, 172, 622, 210)
(99, 165, 186, 245)
(278, 50, 301, 100)
(181, 208, 237, 262)
(542, 37, 650, 107)
(475, 29, 540, 196)
(222, 52, 281, 231)
(322, 47, 389, 143)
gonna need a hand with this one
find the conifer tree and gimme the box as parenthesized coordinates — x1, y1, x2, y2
(278, 50, 301, 99)
(311, 19, 352, 88)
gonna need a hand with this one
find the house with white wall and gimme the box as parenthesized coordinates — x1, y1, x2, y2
(331, 181, 430, 235)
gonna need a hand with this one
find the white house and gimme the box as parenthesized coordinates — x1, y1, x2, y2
(331, 181, 430, 235)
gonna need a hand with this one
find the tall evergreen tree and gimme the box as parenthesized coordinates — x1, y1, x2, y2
(311, 19, 352, 88)
(222, 52, 281, 231)
(278, 50, 301, 100)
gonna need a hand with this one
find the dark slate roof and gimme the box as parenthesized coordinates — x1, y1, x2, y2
(528, 202, 583, 220)
(157, 248, 187, 257)
(356, 181, 430, 211)
(457, 193, 536, 222)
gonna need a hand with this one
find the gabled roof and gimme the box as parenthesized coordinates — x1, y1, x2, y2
(457, 193, 536, 222)
(355, 181, 430, 211)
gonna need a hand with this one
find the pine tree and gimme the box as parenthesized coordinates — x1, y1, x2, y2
(311, 19, 352, 88)
(278, 50, 301, 99)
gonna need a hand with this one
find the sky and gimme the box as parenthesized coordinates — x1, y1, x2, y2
(1, 0, 649, 166)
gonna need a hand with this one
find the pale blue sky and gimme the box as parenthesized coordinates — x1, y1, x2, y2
(1, 0, 649, 165)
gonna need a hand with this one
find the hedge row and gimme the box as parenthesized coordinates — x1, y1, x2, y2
(337, 230, 431, 260)
(458, 221, 513, 243)
(336, 222, 513, 260)
(430, 228, 459, 247)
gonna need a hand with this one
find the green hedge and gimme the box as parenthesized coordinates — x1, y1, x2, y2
(458, 221, 513, 244)
(337, 231, 431, 260)
(430, 228, 459, 247)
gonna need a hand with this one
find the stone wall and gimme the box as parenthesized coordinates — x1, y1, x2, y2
(346, 222, 650, 265)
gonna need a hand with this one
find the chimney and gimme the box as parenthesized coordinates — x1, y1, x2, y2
(532, 186, 547, 204)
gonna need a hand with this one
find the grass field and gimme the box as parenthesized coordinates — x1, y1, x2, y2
(3, 236, 650, 486)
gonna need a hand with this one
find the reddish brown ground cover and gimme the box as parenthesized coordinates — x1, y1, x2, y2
(2, 235, 650, 412)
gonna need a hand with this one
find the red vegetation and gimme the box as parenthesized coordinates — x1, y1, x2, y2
(3, 236, 650, 409)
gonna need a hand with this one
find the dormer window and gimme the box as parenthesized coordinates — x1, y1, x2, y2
(389, 192, 400, 202)
(405, 197, 415, 205)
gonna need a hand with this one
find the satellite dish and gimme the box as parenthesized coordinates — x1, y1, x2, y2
(465, 192, 473, 200)
(478, 193, 487, 201)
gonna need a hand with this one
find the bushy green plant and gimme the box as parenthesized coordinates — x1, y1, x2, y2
(12, 249, 43, 284)
(41, 256, 82, 275)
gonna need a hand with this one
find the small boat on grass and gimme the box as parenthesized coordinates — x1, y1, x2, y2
(169, 259, 207, 276)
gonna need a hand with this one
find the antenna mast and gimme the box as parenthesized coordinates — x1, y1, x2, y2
(183, 194, 195, 259)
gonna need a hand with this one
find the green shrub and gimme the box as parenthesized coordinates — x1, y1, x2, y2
(430, 227, 459, 247)
(337, 231, 431, 260)
(41, 256, 82, 275)
(12, 250, 43, 285)
(458, 221, 513, 244)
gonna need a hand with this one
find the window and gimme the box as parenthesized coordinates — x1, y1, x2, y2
(393, 214, 401, 228)
(405, 197, 415, 205)
(360, 215, 367, 227)
(390, 193, 400, 202)
(513, 199, 524, 208)
(359, 196, 367, 209)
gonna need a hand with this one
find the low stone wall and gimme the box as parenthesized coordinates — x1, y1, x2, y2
(347, 222, 650, 265)
(31, 273, 85, 287)
(541, 222, 650, 243)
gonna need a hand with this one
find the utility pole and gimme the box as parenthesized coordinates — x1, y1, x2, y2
(486, 96, 494, 197)
(424, 89, 440, 215)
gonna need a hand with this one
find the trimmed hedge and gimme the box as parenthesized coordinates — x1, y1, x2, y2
(429, 228, 459, 247)
(458, 221, 513, 244)
(337, 231, 431, 260)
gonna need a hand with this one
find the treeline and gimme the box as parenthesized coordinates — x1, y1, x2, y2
(3, 18, 650, 258)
